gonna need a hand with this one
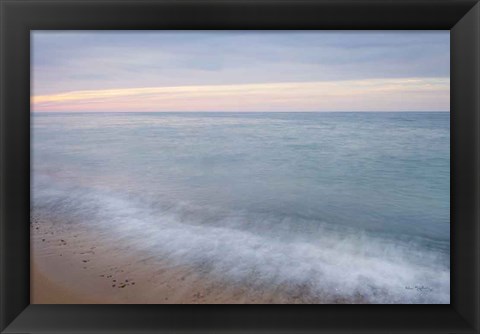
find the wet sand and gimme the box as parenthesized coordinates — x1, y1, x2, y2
(31, 214, 324, 304)
(31, 264, 102, 304)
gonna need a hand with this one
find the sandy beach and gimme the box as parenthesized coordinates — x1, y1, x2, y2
(31, 213, 323, 304)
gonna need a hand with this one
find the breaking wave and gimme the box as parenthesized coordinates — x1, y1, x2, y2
(32, 175, 450, 304)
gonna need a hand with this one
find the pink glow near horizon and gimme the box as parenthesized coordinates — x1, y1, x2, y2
(32, 78, 449, 112)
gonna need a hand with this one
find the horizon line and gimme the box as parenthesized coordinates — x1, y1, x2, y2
(31, 110, 451, 114)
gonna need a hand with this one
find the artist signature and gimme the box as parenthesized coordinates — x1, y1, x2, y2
(405, 285, 433, 293)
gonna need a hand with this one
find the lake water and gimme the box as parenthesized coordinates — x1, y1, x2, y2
(32, 112, 450, 303)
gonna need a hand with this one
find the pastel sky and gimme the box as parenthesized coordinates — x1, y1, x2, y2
(32, 31, 450, 112)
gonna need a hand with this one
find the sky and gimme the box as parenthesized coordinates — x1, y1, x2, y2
(31, 31, 450, 112)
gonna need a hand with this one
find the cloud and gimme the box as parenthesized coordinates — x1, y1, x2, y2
(32, 78, 449, 112)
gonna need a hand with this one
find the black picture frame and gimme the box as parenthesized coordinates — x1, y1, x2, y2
(1, 0, 479, 333)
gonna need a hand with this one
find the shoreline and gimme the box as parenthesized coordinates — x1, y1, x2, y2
(30, 210, 448, 304)
(31, 213, 321, 304)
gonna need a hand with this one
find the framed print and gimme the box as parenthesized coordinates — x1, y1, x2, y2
(1, 0, 479, 333)
(29, 30, 452, 306)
